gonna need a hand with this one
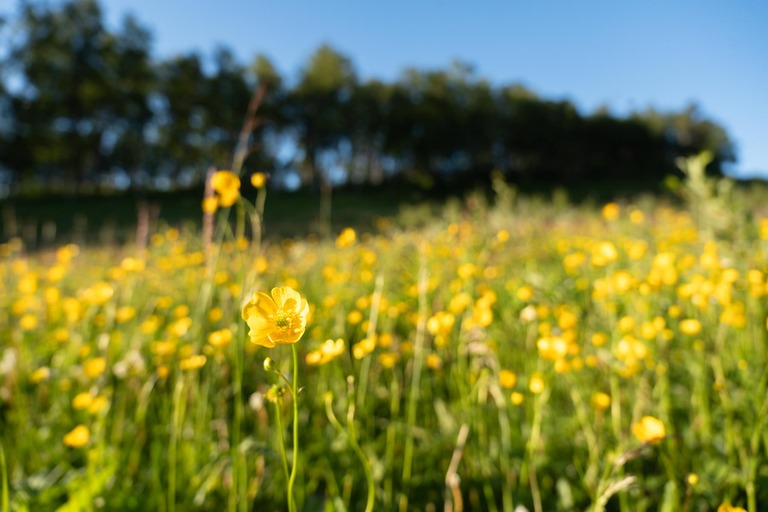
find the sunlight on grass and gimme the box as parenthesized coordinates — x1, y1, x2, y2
(1, 171, 767, 511)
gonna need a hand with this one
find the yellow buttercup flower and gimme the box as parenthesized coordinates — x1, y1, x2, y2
(241, 286, 309, 348)
(211, 170, 241, 207)
(499, 370, 517, 389)
(632, 415, 666, 444)
(305, 338, 345, 366)
(72, 392, 95, 410)
(63, 425, 90, 448)
(202, 196, 219, 213)
(335, 227, 357, 248)
(591, 392, 611, 411)
(83, 357, 107, 378)
(602, 202, 620, 221)
(718, 504, 747, 512)
(679, 319, 702, 335)
(251, 172, 267, 188)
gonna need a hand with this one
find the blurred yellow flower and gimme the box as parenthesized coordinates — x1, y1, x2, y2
(632, 415, 666, 444)
(180, 355, 207, 371)
(718, 505, 746, 512)
(499, 370, 517, 389)
(19, 313, 38, 331)
(63, 425, 90, 448)
(426, 353, 441, 369)
(115, 306, 136, 324)
(427, 311, 455, 343)
(602, 202, 620, 221)
(251, 172, 267, 188)
(72, 392, 94, 410)
(208, 329, 233, 349)
(241, 286, 309, 348)
(378, 352, 399, 369)
(529, 373, 545, 394)
(679, 319, 702, 335)
(336, 227, 357, 248)
(347, 310, 363, 325)
(83, 357, 106, 378)
(211, 170, 241, 207)
(306, 338, 345, 366)
(353, 337, 376, 359)
(448, 292, 472, 314)
(30, 366, 51, 383)
(202, 196, 219, 213)
(591, 392, 611, 411)
(82, 281, 114, 306)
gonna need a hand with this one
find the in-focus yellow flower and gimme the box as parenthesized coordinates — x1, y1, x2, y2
(241, 286, 309, 348)
(211, 170, 241, 207)
(63, 425, 90, 448)
(632, 415, 666, 444)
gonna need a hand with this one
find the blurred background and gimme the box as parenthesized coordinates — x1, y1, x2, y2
(0, 0, 766, 228)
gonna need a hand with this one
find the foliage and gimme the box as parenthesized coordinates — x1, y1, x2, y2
(0, 0, 738, 195)
(2, 173, 768, 511)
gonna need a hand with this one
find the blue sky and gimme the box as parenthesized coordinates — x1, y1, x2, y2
(5, 0, 768, 177)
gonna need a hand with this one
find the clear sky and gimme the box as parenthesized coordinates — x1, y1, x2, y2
(6, 0, 768, 178)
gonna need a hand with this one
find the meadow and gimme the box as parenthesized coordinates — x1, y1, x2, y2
(2, 165, 768, 512)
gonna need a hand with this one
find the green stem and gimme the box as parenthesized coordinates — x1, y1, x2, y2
(356, 275, 384, 412)
(169, 379, 185, 512)
(229, 328, 245, 512)
(274, 400, 290, 486)
(346, 380, 375, 512)
(609, 372, 629, 512)
(401, 262, 429, 506)
(384, 373, 400, 510)
(0, 441, 9, 512)
(287, 344, 300, 512)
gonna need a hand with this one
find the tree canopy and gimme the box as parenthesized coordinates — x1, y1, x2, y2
(0, 0, 737, 196)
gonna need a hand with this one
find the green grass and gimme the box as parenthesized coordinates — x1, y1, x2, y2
(2, 175, 768, 511)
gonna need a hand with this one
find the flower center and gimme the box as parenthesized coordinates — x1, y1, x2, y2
(275, 314, 290, 328)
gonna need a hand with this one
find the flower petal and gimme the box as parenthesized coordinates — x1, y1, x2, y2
(242, 292, 276, 321)
(271, 286, 301, 309)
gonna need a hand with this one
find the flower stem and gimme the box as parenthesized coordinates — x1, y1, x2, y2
(287, 344, 300, 512)
(274, 400, 290, 486)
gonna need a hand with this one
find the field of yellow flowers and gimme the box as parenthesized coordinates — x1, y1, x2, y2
(2, 172, 768, 512)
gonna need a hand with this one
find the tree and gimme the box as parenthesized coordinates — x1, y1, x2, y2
(288, 44, 357, 189)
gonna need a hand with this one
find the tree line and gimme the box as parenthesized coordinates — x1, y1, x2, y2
(0, 0, 736, 196)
